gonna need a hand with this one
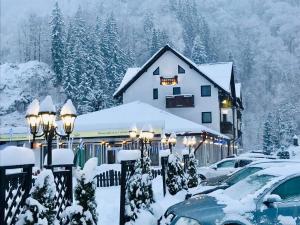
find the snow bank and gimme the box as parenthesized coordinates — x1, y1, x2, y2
(130, 210, 156, 225)
(117, 150, 141, 162)
(159, 149, 170, 158)
(61, 99, 77, 115)
(44, 148, 74, 165)
(0, 146, 35, 166)
(96, 164, 121, 173)
(181, 148, 189, 155)
(83, 157, 98, 181)
(40, 95, 55, 113)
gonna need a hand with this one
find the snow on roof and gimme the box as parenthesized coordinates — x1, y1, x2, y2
(113, 45, 233, 97)
(74, 101, 228, 138)
(235, 83, 241, 98)
(197, 62, 233, 93)
(114, 67, 140, 96)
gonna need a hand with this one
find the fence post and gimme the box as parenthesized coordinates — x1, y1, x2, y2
(23, 165, 33, 205)
(183, 154, 189, 172)
(119, 160, 136, 225)
(161, 156, 168, 196)
(119, 161, 127, 225)
(66, 165, 73, 204)
(0, 167, 5, 225)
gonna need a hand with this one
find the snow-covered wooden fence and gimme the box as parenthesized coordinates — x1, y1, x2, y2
(0, 147, 74, 225)
(0, 164, 33, 225)
(94, 168, 162, 187)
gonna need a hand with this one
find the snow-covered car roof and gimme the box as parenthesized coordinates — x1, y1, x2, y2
(238, 152, 277, 159)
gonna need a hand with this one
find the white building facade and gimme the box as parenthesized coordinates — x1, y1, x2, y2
(114, 45, 243, 146)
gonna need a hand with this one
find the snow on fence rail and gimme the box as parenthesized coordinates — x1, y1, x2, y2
(94, 168, 162, 187)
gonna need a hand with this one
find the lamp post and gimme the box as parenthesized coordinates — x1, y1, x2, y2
(129, 125, 154, 167)
(25, 96, 77, 167)
(168, 132, 177, 153)
(183, 136, 196, 154)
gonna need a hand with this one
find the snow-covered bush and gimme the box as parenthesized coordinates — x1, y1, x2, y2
(61, 158, 98, 225)
(166, 154, 187, 195)
(125, 157, 154, 224)
(187, 153, 198, 188)
(17, 170, 57, 225)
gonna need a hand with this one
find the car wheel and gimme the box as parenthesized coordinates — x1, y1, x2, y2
(199, 174, 206, 180)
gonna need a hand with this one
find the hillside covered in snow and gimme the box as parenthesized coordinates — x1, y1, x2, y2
(0, 61, 65, 127)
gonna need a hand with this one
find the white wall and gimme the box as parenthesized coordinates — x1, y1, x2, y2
(123, 51, 221, 131)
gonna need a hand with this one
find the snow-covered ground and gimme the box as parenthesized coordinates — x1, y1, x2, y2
(96, 175, 188, 225)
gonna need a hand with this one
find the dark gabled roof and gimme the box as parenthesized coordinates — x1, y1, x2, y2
(114, 45, 233, 98)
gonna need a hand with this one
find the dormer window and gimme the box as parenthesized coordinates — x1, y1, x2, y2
(153, 67, 160, 75)
(178, 65, 185, 74)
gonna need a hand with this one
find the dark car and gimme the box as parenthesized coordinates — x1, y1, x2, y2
(160, 165, 300, 225)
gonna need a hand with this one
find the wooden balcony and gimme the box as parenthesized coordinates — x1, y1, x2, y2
(166, 94, 194, 108)
(221, 121, 233, 135)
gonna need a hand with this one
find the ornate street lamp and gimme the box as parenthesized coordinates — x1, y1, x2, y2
(129, 124, 154, 167)
(183, 136, 197, 153)
(161, 133, 167, 148)
(26, 96, 77, 166)
(168, 132, 177, 153)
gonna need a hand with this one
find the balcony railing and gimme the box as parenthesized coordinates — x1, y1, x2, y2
(166, 94, 194, 108)
(221, 121, 233, 135)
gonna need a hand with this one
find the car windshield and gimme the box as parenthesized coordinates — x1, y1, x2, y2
(225, 167, 263, 186)
(215, 160, 236, 168)
(223, 174, 275, 200)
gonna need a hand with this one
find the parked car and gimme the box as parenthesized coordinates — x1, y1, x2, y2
(160, 165, 300, 225)
(197, 157, 256, 180)
(188, 160, 300, 198)
(238, 151, 277, 159)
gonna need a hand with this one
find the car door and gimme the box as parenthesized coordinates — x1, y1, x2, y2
(257, 176, 300, 224)
(271, 176, 300, 221)
(214, 160, 237, 176)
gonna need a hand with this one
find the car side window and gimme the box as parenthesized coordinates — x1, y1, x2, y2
(239, 160, 253, 167)
(271, 176, 300, 201)
(217, 160, 236, 168)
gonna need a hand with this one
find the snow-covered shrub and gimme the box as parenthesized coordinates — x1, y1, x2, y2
(17, 170, 57, 225)
(166, 154, 187, 195)
(61, 158, 98, 225)
(125, 157, 154, 224)
(187, 153, 198, 188)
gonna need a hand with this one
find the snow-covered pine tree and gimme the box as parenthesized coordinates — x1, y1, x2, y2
(100, 13, 127, 107)
(150, 28, 159, 55)
(143, 12, 154, 53)
(50, 1, 65, 86)
(61, 170, 98, 225)
(187, 152, 198, 188)
(263, 113, 273, 155)
(17, 170, 57, 225)
(191, 35, 207, 64)
(125, 157, 154, 224)
(166, 154, 187, 195)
